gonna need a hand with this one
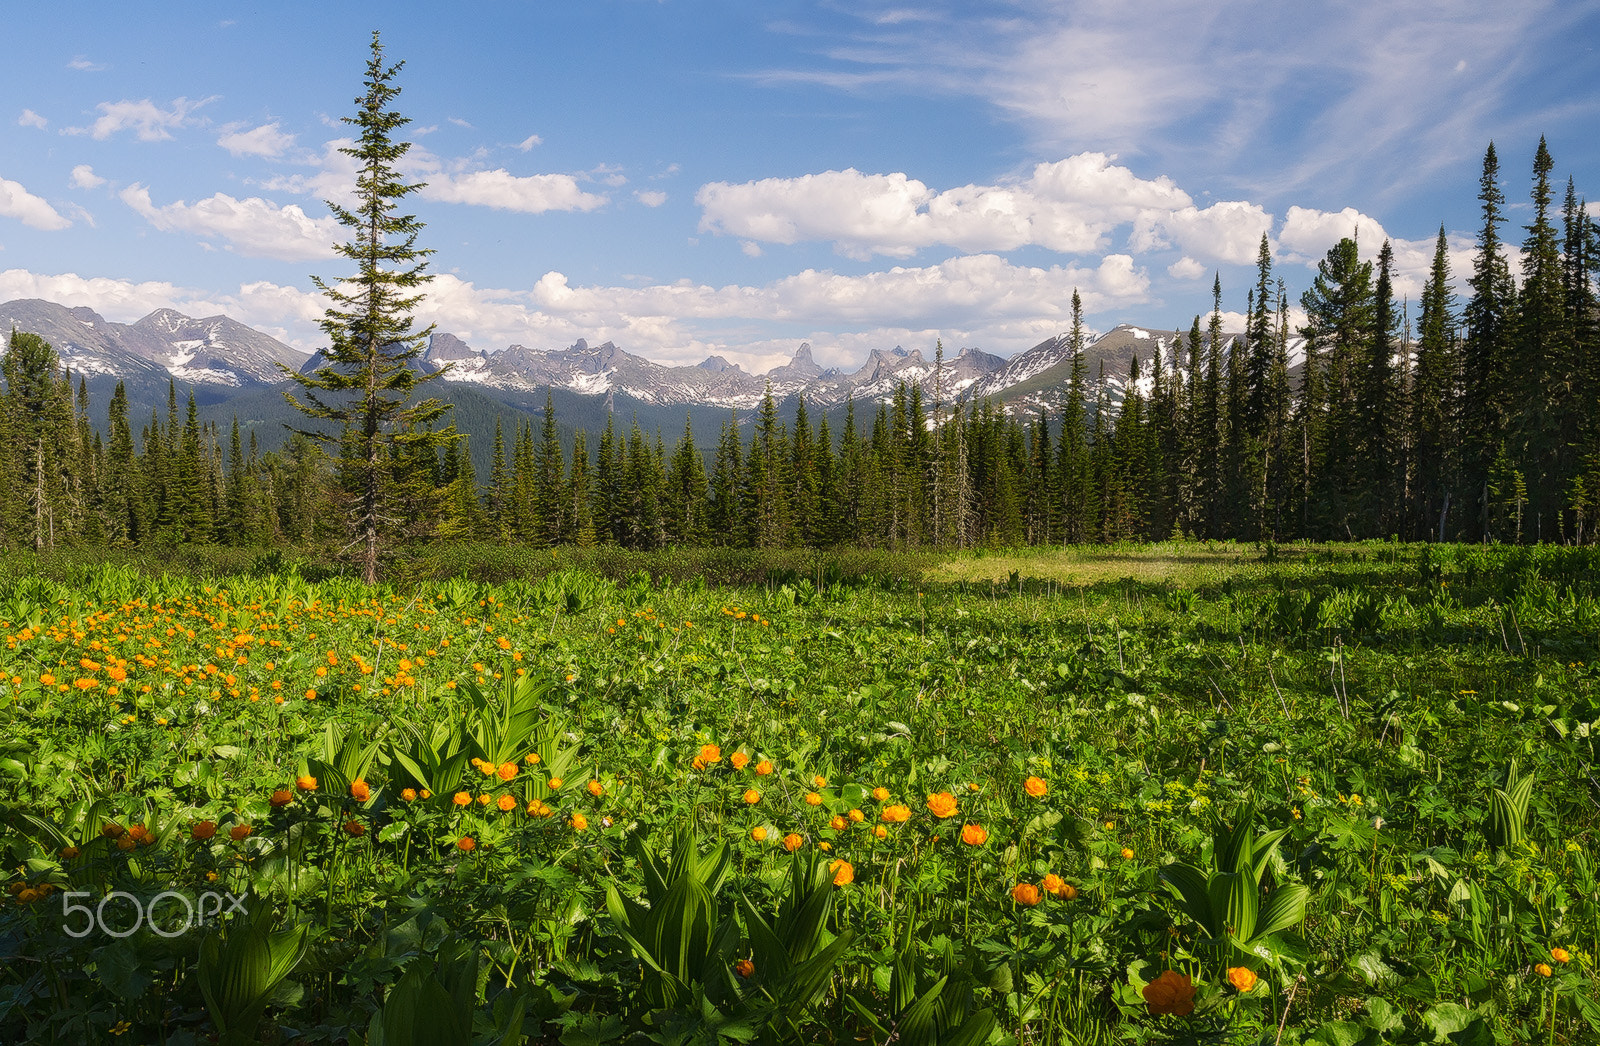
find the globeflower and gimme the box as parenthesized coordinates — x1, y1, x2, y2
(400, 788, 417, 802)
(1551, 946, 1571, 963)
(1535, 963, 1553, 977)
(805, 792, 823, 806)
(296, 774, 318, 792)
(270, 789, 294, 808)
(830, 815, 848, 831)
(1227, 967, 1257, 993)
(587, 779, 604, 797)
(872, 787, 890, 802)
(452, 792, 472, 807)
(570, 813, 588, 831)
(497, 795, 517, 812)
(881, 804, 912, 823)
(829, 859, 854, 885)
(497, 762, 518, 782)
(734, 959, 754, 978)
(730, 752, 750, 770)
(744, 789, 761, 805)
(960, 824, 988, 846)
(1142, 970, 1196, 1016)
(191, 820, 217, 841)
(755, 760, 774, 776)
(349, 780, 371, 802)
(926, 792, 958, 818)
(698, 744, 722, 764)
(751, 826, 768, 842)
(1011, 882, 1042, 906)
(1024, 776, 1048, 797)
(457, 836, 476, 852)
(782, 833, 803, 852)
(229, 824, 252, 842)
(344, 821, 365, 836)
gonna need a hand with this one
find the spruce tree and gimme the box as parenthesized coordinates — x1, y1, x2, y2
(280, 31, 454, 583)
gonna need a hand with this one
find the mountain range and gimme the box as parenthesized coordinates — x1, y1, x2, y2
(0, 298, 1241, 470)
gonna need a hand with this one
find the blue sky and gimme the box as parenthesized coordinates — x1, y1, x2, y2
(2, 0, 1596, 373)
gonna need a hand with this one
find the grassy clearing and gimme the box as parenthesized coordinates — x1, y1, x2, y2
(1, 540, 1597, 1044)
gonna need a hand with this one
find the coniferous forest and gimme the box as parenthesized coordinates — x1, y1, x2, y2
(2, 138, 1598, 556)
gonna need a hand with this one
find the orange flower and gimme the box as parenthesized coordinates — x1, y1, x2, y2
(730, 752, 750, 770)
(848, 809, 864, 822)
(1121, 847, 1136, 860)
(548, 777, 564, 789)
(296, 774, 318, 792)
(1227, 967, 1257, 993)
(881, 804, 912, 823)
(829, 859, 854, 885)
(1024, 776, 1048, 797)
(1142, 970, 1196, 1016)
(805, 792, 823, 806)
(570, 813, 588, 831)
(270, 789, 294, 808)
(873, 825, 888, 839)
(830, 815, 848, 831)
(497, 795, 517, 812)
(452, 792, 472, 807)
(477, 795, 491, 806)
(926, 792, 958, 818)
(1551, 946, 1571, 963)
(871, 786, 890, 802)
(344, 820, 365, 836)
(1535, 963, 1553, 977)
(349, 780, 371, 802)
(734, 959, 755, 978)
(1042, 873, 1065, 895)
(587, 780, 604, 797)
(1054, 880, 1079, 901)
(497, 762, 518, 782)
(1012, 882, 1042, 906)
(191, 820, 217, 841)
(699, 744, 722, 764)
(744, 789, 761, 805)
(229, 824, 252, 842)
(813, 774, 828, 788)
(457, 836, 476, 852)
(102, 823, 125, 839)
(526, 800, 552, 817)
(755, 760, 774, 776)
(751, 826, 768, 842)
(116, 835, 137, 851)
(960, 824, 988, 846)
(782, 833, 803, 852)
(400, 788, 418, 802)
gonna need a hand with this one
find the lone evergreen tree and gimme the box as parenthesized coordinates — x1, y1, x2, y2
(281, 30, 453, 583)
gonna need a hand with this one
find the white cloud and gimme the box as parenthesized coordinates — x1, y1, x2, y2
(70, 96, 215, 141)
(68, 56, 106, 72)
(120, 186, 338, 261)
(741, 241, 763, 258)
(0, 177, 71, 230)
(634, 189, 667, 208)
(1168, 257, 1206, 280)
(1132, 200, 1273, 266)
(1277, 206, 1476, 302)
(420, 169, 608, 214)
(697, 153, 1211, 259)
(218, 121, 295, 158)
(517, 134, 543, 151)
(18, 109, 47, 129)
(70, 165, 106, 190)
(448, 117, 473, 129)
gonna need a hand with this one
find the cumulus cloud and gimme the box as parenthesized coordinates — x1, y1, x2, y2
(18, 109, 47, 129)
(69, 96, 215, 141)
(420, 169, 608, 214)
(218, 121, 295, 158)
(0, 177, 72, 230)
(1277, 205, 1477, 302)
(634, 189, 667, 208)
(696, 153, 1266, 262)
(70, 165, 107, 190)
(1167, 257, 1206, 280)
(120, 186, 338, 261)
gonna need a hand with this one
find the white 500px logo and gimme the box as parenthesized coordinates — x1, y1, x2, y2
(61, 890, 248, 938)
